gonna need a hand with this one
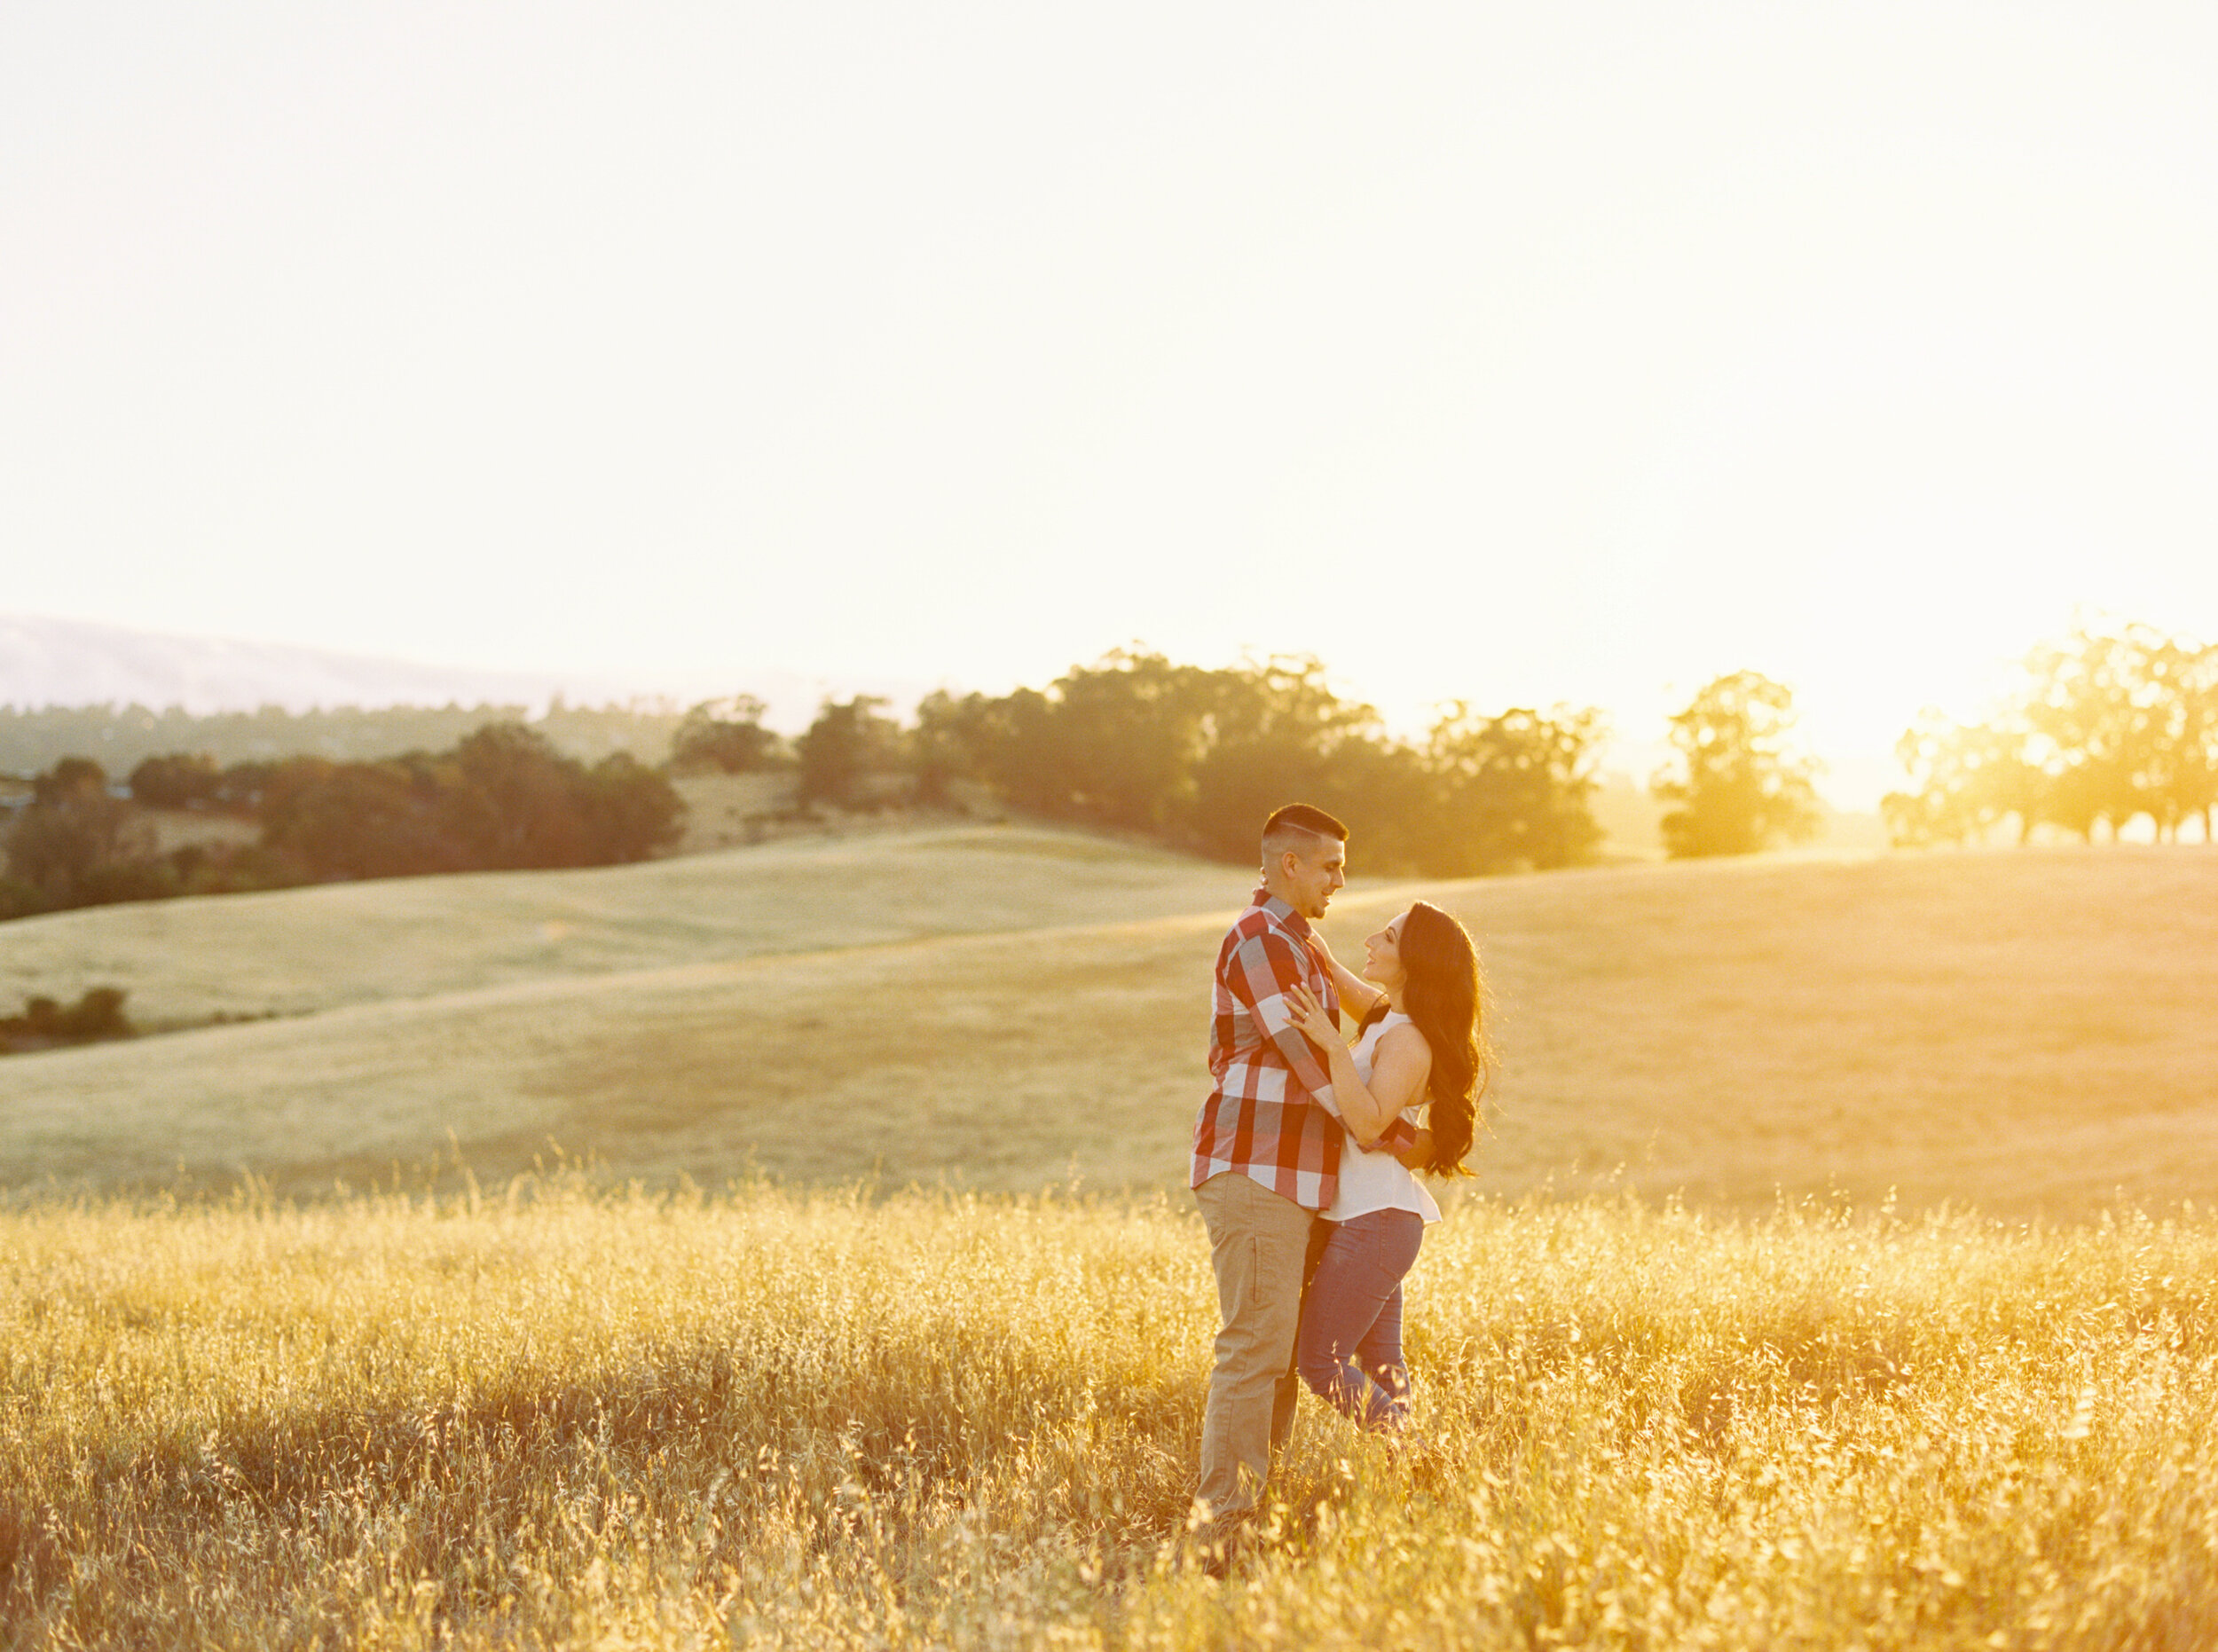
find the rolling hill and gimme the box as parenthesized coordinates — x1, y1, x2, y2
(0, 824, 1234, 1025)
(2, 831, 2213, 1215)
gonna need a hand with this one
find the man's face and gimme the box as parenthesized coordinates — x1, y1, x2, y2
(1281, 838, 1346, 920)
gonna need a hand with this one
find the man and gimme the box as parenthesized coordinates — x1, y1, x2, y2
(1190, 801, 1418, 1562)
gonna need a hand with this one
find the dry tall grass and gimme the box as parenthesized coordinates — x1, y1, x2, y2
(5, 1179, 2215, 1648)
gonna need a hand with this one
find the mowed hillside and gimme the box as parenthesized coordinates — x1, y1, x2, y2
(2, 831, 2214, 1215)
(0, 825, 1235, 1024)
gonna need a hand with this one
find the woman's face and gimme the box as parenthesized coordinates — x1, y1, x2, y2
(1361, 909, 1412, 991)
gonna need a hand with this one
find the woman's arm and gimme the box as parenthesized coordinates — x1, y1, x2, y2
(1285, 983, 1431, 1149)
(1389, 1129, 1435, 1170)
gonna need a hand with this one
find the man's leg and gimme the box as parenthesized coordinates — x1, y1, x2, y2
(1276, 1215, 1335, 1456)
(1193, 1172, 1316, 1528)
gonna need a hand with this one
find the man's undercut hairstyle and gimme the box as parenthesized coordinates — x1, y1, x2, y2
(1261, 802, 1349, 864)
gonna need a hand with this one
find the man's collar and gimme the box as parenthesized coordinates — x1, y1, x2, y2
(1251, 885, 1312, 936)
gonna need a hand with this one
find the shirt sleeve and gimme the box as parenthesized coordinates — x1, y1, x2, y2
(1225, 926, 1339, 1115)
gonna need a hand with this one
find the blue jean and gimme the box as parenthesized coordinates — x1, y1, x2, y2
(1296, 1208, 1426, 1430)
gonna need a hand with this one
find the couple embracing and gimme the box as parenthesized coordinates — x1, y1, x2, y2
(1189, 802, 1488, 1557)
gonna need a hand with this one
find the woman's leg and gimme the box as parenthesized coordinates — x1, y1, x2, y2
(1354, 1280, 1411, 1422)
(1296, 1211, 1424, 1429)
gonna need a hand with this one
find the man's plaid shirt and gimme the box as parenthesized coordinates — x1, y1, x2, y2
(1191, 888, 1416, 1211)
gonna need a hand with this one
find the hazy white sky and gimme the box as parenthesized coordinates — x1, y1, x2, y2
(7, 3, 2218, 804)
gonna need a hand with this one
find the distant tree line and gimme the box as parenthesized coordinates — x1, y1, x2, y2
(1884, 620, 2218, 846)
(1, 723, 682, 920)
(782, 650, 1608, 877)
(596, 652, 1837, 872)
(0, 699, 688, 776)
(32, 618, 2191, 926)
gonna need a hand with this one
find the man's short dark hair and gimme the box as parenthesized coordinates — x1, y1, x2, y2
(1262, 802, 1348, 861)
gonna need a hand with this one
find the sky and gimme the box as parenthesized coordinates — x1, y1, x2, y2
(6, 3, 2218, 806)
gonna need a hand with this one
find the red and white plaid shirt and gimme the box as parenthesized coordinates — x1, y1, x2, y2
(1192, 888, 1415, 1211)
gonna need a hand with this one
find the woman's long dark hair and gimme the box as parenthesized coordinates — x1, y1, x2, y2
(1359, 900, 1490, 1176)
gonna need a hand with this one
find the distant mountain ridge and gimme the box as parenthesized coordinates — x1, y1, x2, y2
(0, 613, 924, 731)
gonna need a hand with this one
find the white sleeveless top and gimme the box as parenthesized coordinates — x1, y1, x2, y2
(1325, 1010, 1443, 1225)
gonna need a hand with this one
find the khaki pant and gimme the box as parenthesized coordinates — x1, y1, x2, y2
(1193, 1171, 1318, 1524)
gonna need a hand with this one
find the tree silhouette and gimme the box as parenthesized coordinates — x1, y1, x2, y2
(796, 696, 905, 810)
(579, 752, 688, 861)
(4, 759, 162, 911)
(1884, 712, 2043, 847)
(1044, 651, 1213, 832)
(1426, 704, 1608, 872)
(2167, 641, 2218, 841)
(2020, 624, 2159, 840)
(1653, 672, 1821, 858)
(1184, 656, 1379, 862)
(259, 757, 460, 880)
(1884, 620, 2217, 846)
(669, 696, 782, 775)
(127, 751, 222, 809)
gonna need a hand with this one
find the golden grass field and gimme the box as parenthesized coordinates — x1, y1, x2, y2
(1, 828, 2213, 1215)
(5, 831, 2218, 1646)
(5, 1181, 2216, 1648)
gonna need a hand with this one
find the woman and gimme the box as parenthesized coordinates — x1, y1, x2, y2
(1284, 900, 1486, 1431)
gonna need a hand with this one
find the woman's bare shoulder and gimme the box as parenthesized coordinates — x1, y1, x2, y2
(1377, 1021, 1433, 1064)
